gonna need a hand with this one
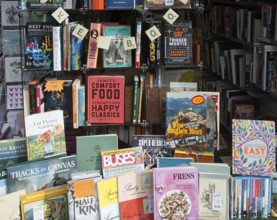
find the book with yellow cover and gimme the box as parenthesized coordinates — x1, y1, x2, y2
(97, 176, 120, 220)
(20, 185, 68, 220)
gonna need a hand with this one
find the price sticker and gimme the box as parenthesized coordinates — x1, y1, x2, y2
(145, 25, 161, 42)
(163, 8, 179, 24)
(178, 0, 189, 4)
(51, 7, 69, 24)
(33, 205, 44, 220)
(72, 24, 89, 40)
(97, 36, 111, 50)
(212, 192, 222, 211)
(123, 37, 137, 50)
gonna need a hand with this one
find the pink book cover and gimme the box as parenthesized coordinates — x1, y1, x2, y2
(153, 166, 199, 220)
(87, 75, 125, 124)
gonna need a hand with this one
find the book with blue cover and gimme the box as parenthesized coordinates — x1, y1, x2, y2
(157, 157, 193, 168)
(105, 0, 135, 9)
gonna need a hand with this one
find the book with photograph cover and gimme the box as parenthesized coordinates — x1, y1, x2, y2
(24, 23, 53, 70)
(7, 155, 77, 194)
(103, 25, 132, 68)
(24, 110, 66, 161)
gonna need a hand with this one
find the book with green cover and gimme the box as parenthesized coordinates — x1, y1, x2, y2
(76, 134, 118, 172)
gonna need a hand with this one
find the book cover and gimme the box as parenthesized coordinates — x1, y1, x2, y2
(118, 170, 154, 220)
(21, 185, 68, 220)
(87, 75, 125, 124)
(24, 110, 66, 161)
(1, 1, 25, 27)
(135, 20, 142, 69)
(105, 0, 135, 9)
(87, 23, 102, 69)
(4, 56, 22, 83)
(145, 0, 191, 9)
(53, 26, 62, 71)
(153, 166, 199, 220)
(0, 189, 26, 220)
(132, 74, 140, 124)
(7, 155, 77, 194)
(170, 82, 198, 92)
(76, 134, 118, 172)
(97, 176, 120, 220)
(35, 82, 45, 113)
(0, 138, 27, 180)
(24, 23, 53, 70)
(157, 157, 194, 168)
(0, 179, 7, 196)
(103, 25, 132, 68)
(25, 0, 63, 9)
(232, 119, 276, 176)
(6, 85, 23, 110)
(43, 79, 73, 122)
(163, 21, 193, 66)
(132, 135, 171, 169)
(101, 147, 144, 179)
(2, 29, 22, 55)
(78, 85, 86, 127)
(72, 77, 82, 129)
(67, 176, 101, 219)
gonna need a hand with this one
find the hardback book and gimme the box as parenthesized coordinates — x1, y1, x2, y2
(132, 135, 171, 169)
(52, 26, 62, 71)
(25, 0, 63, 9)
(232, 119, 276, 177)
(118, 170, 154, 220)
(0, 138, 27, 179)
(101, 146, 144, 179)
(24, 110, 66, 161)
(102, 25, 132, 68)
(24, 23, 53, 70)
(4, 56, 22, 83)
(157, 157, 194, 168)
(153, 166, 199, 220)
(145, 0, 191, 9)
(163, 21, 193, 66)
(124, 85, 134, 123)
(0, 189, 26, 220)
(6, 85, 23, 110)
(35, 82, 45, 113)
(20, 185, 68, 220)
(97, 176, 120, 220)
(78, 85, 86, 127)
(76, 134, 118, 172)
(43, 79, 73, 123)
(67, 176, 102, 219)
(132, 74, 140, 124)
(87, 23, 102, 69)
(105, 0, 135, 9)
(72, 77, 82, 129)
(189, 162, 230, 175)
(7, 155, 77, 194)
(87, 75, 125, 124)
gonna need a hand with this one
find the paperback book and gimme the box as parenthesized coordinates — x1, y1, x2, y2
(4, 57, 22, 83)
(6, 85, 23, 110)
(87, 23, 102, 69)
(24, 110, 66, 161)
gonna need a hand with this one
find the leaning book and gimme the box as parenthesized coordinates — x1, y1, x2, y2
(24, 110, 66, 161)
(7, 155, 77, 194)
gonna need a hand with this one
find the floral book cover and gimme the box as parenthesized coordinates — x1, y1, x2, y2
(118, 170, 153, 220)
(24, 23, 53, 70)
(232, 119, 276, 176)
(24, 110, 66, 161)
(153, 166, 199, 220)
(165, 92, 216, 152)
(87, 75, 125, 124)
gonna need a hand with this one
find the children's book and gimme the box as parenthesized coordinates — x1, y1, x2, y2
(7, 155, 77, 194)
(24, 23, 53, 70)
(97, 176, 120, 220)
(118, 170, 154, 220)
(76, 134, 118, 172)
(153, 166, 199, 220)
(24, 110, 66, 161)
(101, 147, 144, 179)
(232, 119, 276, 176)
(20, 185, 68, 220)
(87, 75, 125, 124)
(0, 138, 27, 179)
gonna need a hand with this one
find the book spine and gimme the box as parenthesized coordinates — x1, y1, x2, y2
(28, 84, 36, 114)
(53, 26, 62, 71)
(93, 0, 104, 9)
(87, 23, 101, 69)
(72, 80, 79, 129)
(78, 86, 85, 127)
(135, 20, 142, 69)
(137, 75, 144, 124)
(132, 75, 139, 124)
(35, 85, 42, 113)
(63, 24, 68, 71)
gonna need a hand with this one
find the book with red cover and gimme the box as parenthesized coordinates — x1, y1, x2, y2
(87, 75, 125, 124)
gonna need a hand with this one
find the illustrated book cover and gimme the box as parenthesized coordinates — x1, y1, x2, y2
(87, 75, 125, 124)
(132, 135, 172, 169)
(97, 176, 120, 220)
(163, 21, 193, 66)
(2, 29, 22, 55)
(101, 146, 144, 179)
(67, 176, 102, 219)
(20, 185, 68, 220)
(0, 189, 26, 220)
(6, 85, 23, 110)
(1, 1, 25, 27)
(232, 119, 276, 176)
(118, 170, 154, 220)
(153, 166, 199, 220)
(24, 110, 66, 161)
(24, 23, 53, 70)
(7, 155, 77, 194)
(76, 134, 118, 172)
(87, 23, 102, 69)
(4, 56, 22, 83)
(0, 138, 27, 179)
(102, 25, 132, 68)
